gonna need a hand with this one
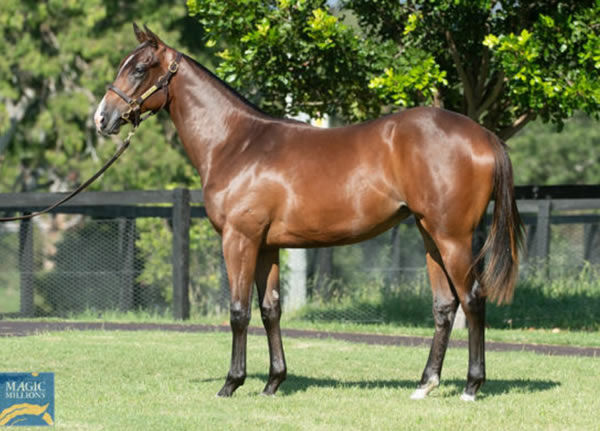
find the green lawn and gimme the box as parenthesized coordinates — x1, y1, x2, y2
(1, 330, 599, 430)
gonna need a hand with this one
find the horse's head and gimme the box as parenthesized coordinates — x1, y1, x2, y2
(94, 24, 180, 135)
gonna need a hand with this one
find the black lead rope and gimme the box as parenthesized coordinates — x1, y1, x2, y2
(0, 130, 135, 222)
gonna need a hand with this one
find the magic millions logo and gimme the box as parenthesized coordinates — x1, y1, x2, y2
(0, 373, 54, 426)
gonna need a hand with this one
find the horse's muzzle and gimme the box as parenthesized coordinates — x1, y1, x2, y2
(94, 107, 124, 136)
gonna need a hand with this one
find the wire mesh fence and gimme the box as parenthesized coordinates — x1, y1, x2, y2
(1, 190, 600, 329)
(0, 216, 228, 318)
(0, 215, 430, 322)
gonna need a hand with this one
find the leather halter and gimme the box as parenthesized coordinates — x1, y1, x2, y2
(107, 52, 182, 127)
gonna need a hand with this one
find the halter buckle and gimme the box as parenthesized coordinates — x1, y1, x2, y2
(168, 61, 179, 73)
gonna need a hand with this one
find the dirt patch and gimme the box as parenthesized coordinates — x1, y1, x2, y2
(0, 320, 598, 357)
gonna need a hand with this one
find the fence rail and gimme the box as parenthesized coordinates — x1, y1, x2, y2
(1, 185, 599, 320)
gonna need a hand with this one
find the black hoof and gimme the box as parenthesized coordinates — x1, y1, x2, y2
(217, 374, 245, 397)
(261, 383, 279, 396)
(216, 384, 235, 397)
(262, 372, 286, 396)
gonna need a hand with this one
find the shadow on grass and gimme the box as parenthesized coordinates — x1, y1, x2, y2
(192, 374, 559, 398)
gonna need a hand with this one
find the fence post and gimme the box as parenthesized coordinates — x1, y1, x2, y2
(583, 224, 599, 263)
(172, 188, 190, 320)
(18, 218, 34, 317)
(534, 199, 551, 275)
(118, 218, 135, 311)
(285, 249, 307, 312)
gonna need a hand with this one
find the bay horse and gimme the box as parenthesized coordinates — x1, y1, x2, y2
(95, 25, 523, 401)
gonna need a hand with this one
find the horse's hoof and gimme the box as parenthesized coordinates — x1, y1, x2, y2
(460, 392, 476, 402)
(216, 386, 234, 398)
(410, 388, 429, 400)
(261, 387, 278, 397)
(410, 376, 439, 400)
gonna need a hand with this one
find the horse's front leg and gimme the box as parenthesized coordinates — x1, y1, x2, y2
(255, 248, 287, 395)
(217, 227, 260, 397)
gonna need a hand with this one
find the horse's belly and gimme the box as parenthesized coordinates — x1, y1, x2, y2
(265, 200, 410, 248)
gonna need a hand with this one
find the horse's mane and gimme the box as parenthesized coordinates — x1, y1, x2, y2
(182, 54, 274, 119)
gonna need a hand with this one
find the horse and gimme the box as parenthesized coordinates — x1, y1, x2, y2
(94, 24, 523, 401)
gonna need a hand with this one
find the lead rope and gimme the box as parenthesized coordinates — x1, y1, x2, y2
(0, 129, 136, 222)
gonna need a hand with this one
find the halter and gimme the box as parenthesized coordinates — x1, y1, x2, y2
(107, 52, 182, 127)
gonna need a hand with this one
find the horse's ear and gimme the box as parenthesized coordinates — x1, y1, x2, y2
(143, 24, 163, 48)
(133, 22, 146, 43)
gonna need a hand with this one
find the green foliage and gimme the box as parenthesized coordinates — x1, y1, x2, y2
(483, 6, 600, 129)
(135, 219, 174, 303)
(189, 0, 600, 139)
(368, 48, 448, 107)
(351, 0, 600, 137)
(0, 0, 207, 192)
(136, 218, 224, 315)
(511, 112, 600, 184)
(188, 0, 385, 120)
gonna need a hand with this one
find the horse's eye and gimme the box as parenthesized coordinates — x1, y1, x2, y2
(134, 64, 146, 76)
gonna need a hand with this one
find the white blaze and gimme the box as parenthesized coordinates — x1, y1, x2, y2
(94, 96, 108, 131)
(94, 52, 137, 131)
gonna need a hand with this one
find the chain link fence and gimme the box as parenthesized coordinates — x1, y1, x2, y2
(0, 215, 226, 318)
(1, 191, 600, 329)
(0, 214, 430, 322)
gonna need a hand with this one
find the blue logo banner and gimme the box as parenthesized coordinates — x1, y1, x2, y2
(0, 373, 55, 427)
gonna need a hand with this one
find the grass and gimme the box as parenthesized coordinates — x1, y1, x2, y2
(294, 267, 600, 332)
(1, 330, 599, 430)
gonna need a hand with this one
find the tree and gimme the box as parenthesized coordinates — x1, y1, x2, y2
(0, 1, 207, 192)
(187, 0, 600, 139)
(511, 112, 600, 185)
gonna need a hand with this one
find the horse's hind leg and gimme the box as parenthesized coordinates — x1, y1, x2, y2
(217, 228, 259, 397)
(459, 282, 486, 401)
(255, 248, 287, 395)
(411, 222, 459, 399)
(422, 228, 486, 401)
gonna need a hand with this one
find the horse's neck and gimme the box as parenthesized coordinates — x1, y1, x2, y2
(168, 57, 267, 185)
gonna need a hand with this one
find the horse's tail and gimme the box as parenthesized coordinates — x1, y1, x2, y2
(473, 135, 525, 304)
